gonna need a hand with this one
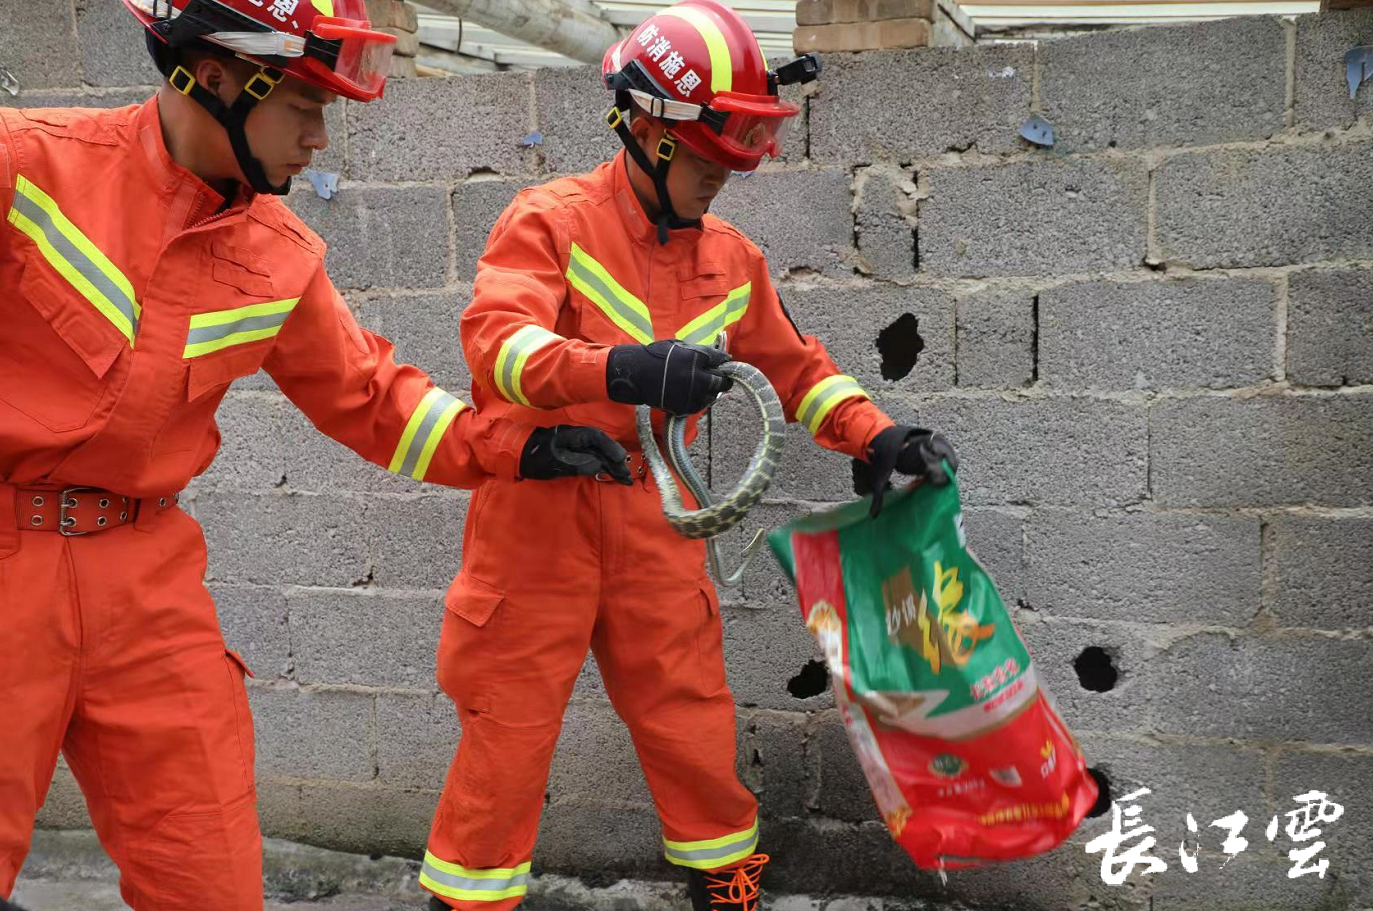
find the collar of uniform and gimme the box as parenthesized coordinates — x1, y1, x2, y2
(610, 148, 703, 248)
(135, 95, 248, 233)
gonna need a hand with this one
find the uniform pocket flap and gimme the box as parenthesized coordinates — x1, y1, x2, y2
(19, 258, 124, 380)
(444, 572, 506, 628)
(225, 649, 255, 678)
(186, 346, 268, 401)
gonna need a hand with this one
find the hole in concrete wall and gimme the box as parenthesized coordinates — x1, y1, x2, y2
(1074, 646, 1118, 692)
(787, 659, 830, 699)
(751, 749, 764, 768)
(876, 313, 925, 381)
(1086, 767, 1112, 818)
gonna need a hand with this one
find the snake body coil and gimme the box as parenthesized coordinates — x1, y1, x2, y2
(637, 360, 785, 587)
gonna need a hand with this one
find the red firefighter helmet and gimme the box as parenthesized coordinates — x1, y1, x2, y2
(601, 0, 812, 173)
(124, 0, 396, 103)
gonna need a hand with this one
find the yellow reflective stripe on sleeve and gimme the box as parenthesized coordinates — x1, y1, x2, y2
(183, 298, 301, 358)
(493, 324, 561, 406)
(677, 281, 751, 346)
(7, 174, 141, 346)
(663, 819, 759, 870)
(796, 375, 868, 436)
(420, 852, 531, 902)
(659, 6, 733, 94)
(566, 243, 655, 345)
(388, 387, 469, 481)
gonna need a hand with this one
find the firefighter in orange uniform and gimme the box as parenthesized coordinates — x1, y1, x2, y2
(421, 3, 958, 911)
(0, 0, 631, 907)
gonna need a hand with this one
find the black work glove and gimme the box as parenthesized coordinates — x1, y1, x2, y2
(851, 425, 959, 518)
(519, 425, 633, 485)
(606, 339, 734, 416)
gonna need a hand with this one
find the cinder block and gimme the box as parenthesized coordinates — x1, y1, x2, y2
(955, 288, 1035, 388)
(287, 185, 449, 291)
(797, 0, 934, 23)
(310, 99, 348, 178)
(853, 166, 918, 280)
(709, 416, 854, 504)
(809, 711, 878, 824)
(1151, 394, 1373, 507)
(259, 781, 437, 859)
(289, 587, 444, 689)
(1156, 142, 1373, 270)
(1039, 18, 1286, 153)
(911, 396, 1149, 508)
(199, 491, 371, 587)
(452, 179, 537, 283)
(364, 494, 469, 591)
(1153, 632, 1373, 746)
(722, 603, 831, 712)
(1014, 613, 1158, 736)
(2, 0, 80, 90)
(1148, 848, 1357, 911)
(535, 801, 662, 877)
(533, 65, 619, 176)
(365, 0, 419, 31)
(198, 393, 285, 491)
(782, 282, 956, 394)
(1273, 748, 1373, 896)
(965, 506, 1025, 607)
(249, 685, 376, 781)
(809, 46, 1032, 164)
(732, 500, 815, 606)
(355, 291, 472, 395)
(937, 835, 1145, 911)
(1293, 10, 1373, 135)
(376, 691, 459, 789)
(1039, 278, 1275, 391)
(74, 0, 157, 88)
(1075, 734, 1268, 848)
(10, 87, 152, 109)
(347, 73, 535, 181)
(710, 169, 854, 277)
(1025, 510, 1260, 626)
(548, 699, 652, 808)
(761, 817, 932, 896)
(738, 708, 814, 819)
(794, 18, 931, 54)
(1287, 268, 1373, 387)
(919, 158, 1149, 277)
(276, 396, 416, 495)
(1272, 515, 1373, 630)
(212, 583, 291, 680)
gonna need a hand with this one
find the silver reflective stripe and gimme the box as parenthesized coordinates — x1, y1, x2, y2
(566, 254, 654, 342)
(10, 189, 139, 338)
(496, 325, 559, 406)
(185, 310, 291, 347)
(797, 376, 866, 434)
(663, 822, 759, 867)
(398, 391, 459, 478)
(421, 861, 530, 893)
(680, 284, 751, 346)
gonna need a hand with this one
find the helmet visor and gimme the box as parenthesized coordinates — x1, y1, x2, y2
(308, 16, 395, 98)
(712, 92, 800, 159)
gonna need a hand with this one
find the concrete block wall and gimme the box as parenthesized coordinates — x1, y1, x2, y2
(7, 7, 1373, 908)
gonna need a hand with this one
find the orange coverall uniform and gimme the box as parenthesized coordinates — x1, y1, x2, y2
(420, 151, 895, 908)
(0, 98, 521, 909)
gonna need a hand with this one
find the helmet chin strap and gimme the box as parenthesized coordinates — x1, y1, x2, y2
(607, 89, 699, 245)
(145, 31, 292, 197)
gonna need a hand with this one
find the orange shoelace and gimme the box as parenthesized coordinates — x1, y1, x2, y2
(703, 853, 770, 911)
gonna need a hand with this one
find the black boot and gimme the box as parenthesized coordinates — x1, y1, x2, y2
(428, 896, 450, 910)
(686, 854, 769, 911)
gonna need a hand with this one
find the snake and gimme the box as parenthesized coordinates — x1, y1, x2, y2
(636, 357, 786, 588)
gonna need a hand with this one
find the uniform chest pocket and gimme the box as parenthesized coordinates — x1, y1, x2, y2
(674, 263, 753, 347)
(182, 297, 300, 401)
(0, 257, 129, 431)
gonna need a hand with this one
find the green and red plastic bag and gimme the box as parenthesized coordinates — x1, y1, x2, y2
(768, 472, 1098, 867)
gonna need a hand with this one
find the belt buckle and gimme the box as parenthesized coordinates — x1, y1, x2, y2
(58, 486, 100, 536)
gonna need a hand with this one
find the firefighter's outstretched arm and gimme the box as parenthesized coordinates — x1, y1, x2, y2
(265, 267, 632, 488)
